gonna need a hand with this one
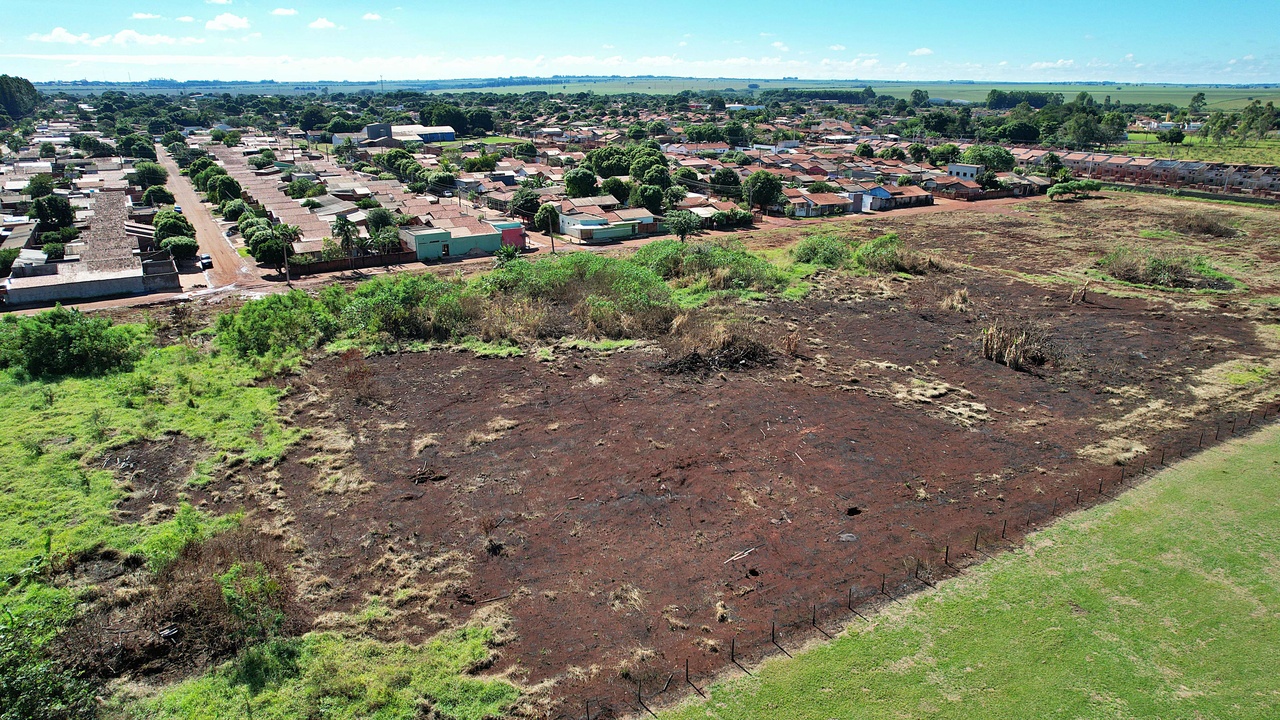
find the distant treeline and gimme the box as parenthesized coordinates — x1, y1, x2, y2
(984, 90, 1064, 109)
(758, 88, 880, 104)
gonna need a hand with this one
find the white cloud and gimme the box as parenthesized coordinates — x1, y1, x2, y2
(271, 8, 298, 15)
(678, 41, 687, 47)
(28, 27, 94, 44)
(28, 27, 204, 47)
(601, 44, 614, 49)
(308, 17, 337, 29)
(176, 16, 194, 22)
(909, 47, 933, 56)
(759, 32, 774, 37)
(1243, 54, 1255, 60)
(206, 0, 232, 4)
(206, 13, 249, 30)
(829, 44, 845, 51)
(131, 13, 161, 20)
(772, 41, 789, 52)
(362, 13, 382, 20)
(1029, 58, 1074, 69)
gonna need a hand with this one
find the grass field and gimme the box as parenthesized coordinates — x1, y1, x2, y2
(1106, 132, 1280, 166)
(32, 78, 1280, 109)
(663, 422, 1280, 720)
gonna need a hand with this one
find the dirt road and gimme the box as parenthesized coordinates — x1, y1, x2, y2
(155, 145, 261, 291)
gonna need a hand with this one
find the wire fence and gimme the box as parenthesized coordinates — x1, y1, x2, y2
(552, 401, 1280, 719)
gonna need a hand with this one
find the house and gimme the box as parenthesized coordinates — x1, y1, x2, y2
(400, 215, 504, 260)
(947, 163, 985, 180)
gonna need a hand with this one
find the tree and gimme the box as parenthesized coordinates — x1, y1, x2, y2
(1189, 92, 1207, 113)
(1063, 113, 1105, 148)
(855, 143, 875, 158)
(742, 170, 783, 212)
(154, 209, 195, 242)
(254, 235, 293, 274)
(510, 187, 543, 216)
(373, 227, 402, 257)
(330, 215, 358, 257)
(142, 185, 175, 206)
(909, 89, 930, 108)
(959, 144, 1016, 172)
(205, 174, 242, 205)
(648, 119, 668, 136)
(1156, 127, 1186, 154)
(664, 210, 701, 242)
(24, 174, 54, 199)
(877, 146, 907, 161)
(927, 143, 962, 166)
(629, 184, 664, 214)
(160, 235, 199, 261)
(32, 196, 74, 230)
(533, 202, 559, 233)
(39, 142, 55, 158)
(514, 141, 537, 159)
(563, 167, 599, 198)
(42, 242, 65, 261)
(127, 161, 168, 190)
(710, 167, 742, 197)
(366, 207, 396, 234)
(600, 176, 633, 204)
(906, 143, 930, 163)
(222, 131, 242, 147)
(1040, 152, 1063, 175)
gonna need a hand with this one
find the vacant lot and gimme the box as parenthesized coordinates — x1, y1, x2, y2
(5, 193, 1280, 719)
(662, 420, 1280, 720)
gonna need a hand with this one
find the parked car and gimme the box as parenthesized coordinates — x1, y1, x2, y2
(174, 206, 183, 214)
(198, 254, 213, 269)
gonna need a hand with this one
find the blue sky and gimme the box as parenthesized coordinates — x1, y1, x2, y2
(2, 0, 1276, 83)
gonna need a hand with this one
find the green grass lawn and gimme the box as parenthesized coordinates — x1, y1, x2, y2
(664, 423, 1280, 720)
(1107, 133, 1280, 166)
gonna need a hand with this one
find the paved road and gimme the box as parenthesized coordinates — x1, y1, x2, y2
(155, 145, 261, 291)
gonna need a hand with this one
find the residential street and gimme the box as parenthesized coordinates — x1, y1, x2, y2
(155, 144, 262, 291)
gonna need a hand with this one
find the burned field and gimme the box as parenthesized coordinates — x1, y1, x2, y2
(101, 196, 1277, 717)
(55, 194, 1275, 718)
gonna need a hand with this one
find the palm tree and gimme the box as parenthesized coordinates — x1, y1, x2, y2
(331, 215, 358, 270)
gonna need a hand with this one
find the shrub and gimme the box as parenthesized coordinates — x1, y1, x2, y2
(792, 234, 851, 267)
(141, 185, 175, 206)
(215, 290, 335, 358)
(1098, 246, 1200, 288)
(852, 232, 906, 273)
(41, 242, 65, 261)
(1172, 212, 1234, 238)
(632, 239, 786, 291)
(220, 199, 250, 222)
(0, 306, 139, 378)
(160, 236, 199, 261)
(0, 606, 99, 720)
(0, 247, 19, 277)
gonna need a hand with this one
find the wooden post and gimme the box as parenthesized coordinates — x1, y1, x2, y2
(944, 545, 950, 567)
(974, 530, 980, 551)
(1076, 488, 1082, 505)
(1001, 519, 1007, 539)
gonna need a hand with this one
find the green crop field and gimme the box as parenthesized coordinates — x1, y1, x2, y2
(663, 422, 1280, 720)
(1106, 132, 1280, 166)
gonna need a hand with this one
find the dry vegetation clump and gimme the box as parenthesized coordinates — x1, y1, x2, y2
(658, 321, 774, 375)
(1170, 211, 1236, 238)
(939, 287, 971, 313)
(1097, 246, 1232, 289)
(981, 321, 1061, 372)
(50, 530, 307, 683)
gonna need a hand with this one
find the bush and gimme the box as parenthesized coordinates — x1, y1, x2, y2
(154, 209, 195, 242)
(0, 606, 99, 720)
(142, 185, 175, 206)
(1098, 246, 1200, 288)
(792, 234, 851, 267)
(0, 247, 19, 277)
(0, 306, 139, 378)
(41, 242, 65, 261)
(632, 239, 786, 291)
(160, 236, 199, 261)
(219, 199, 250, 222)
(1172, 212, 1234, 238)
(215, 290, 335, 359)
